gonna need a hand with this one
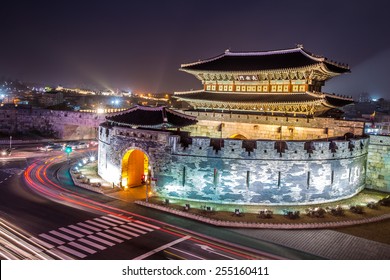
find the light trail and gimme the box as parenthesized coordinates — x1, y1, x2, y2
(23, 154, 280, 260)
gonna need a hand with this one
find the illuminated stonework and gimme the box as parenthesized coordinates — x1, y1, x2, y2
(97, 47, 388, 205)
(98, 122, 369, 205)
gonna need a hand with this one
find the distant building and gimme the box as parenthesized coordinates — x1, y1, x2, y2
(41, 91, 64, 107)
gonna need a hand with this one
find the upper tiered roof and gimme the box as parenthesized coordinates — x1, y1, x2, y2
(106, 105, 197, 129)
(180, 46, 349, 74)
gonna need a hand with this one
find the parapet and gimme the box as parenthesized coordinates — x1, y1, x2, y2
(169, 135, 369, 160)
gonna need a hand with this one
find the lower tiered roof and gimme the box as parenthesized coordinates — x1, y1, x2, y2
(106, 105, 198, 128)
(174, 90, 353, 116)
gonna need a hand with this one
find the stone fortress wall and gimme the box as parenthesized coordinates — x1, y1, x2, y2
(181, 111, 364, 140)
(98, 124, 370, 205)
(0, 107, 105, 139)
(366, 135, 390, 193)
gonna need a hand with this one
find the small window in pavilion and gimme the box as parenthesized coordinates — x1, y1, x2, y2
(212, 85, 216, 91)
(263, 85, 268, 92)
(223, 85, 228, 91)
(292, 85, 299, 92)
(241, 86, 246, 91)
(228, 85, 233, 91)
(206, 85, 211, 90)
(299, 85, 306, 92)
(277, 85, 283, 92)
(271, 85, 277, 92)
(236, 85, 241, 91)
(218, 85, 223, 91)
(257, 86, 262, 92)
(283, 85, 289, 92)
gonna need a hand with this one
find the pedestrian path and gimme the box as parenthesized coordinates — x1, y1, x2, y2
(35, 214, 159, 259)
(233, 228, 390, 259)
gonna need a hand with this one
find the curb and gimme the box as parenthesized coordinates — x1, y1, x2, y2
(135, 200, 390, 229)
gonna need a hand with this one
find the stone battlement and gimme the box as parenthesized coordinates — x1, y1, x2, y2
(170, 135, 369, 161)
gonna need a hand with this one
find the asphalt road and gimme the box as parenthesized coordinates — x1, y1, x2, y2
(0, 152, 320, 260)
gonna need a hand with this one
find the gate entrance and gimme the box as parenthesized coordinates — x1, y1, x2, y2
(121, 149, 149, 188)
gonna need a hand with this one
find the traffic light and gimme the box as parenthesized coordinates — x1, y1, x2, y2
(65, 146, 72, 154)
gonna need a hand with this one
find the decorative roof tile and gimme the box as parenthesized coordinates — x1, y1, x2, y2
(181, 47, 349, 74)
(106, 105, 197, 128)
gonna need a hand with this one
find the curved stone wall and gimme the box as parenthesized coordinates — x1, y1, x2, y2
(157, 136, 368, 205)
(98, 125, 369, 205)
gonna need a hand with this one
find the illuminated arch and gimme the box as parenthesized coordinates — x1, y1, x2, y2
(229, 134, 247, 139)
(121, 149, 149, 188)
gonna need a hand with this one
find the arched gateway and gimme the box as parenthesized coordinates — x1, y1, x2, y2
(121, 149, 149, 188)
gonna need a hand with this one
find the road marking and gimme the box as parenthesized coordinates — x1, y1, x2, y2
(49, 230, 75, 241)
(59, 227, 84, 238)
(169, 247, 206, 260)
(77, 222, 101, 232)
(133, 236, 191, 260)
(85, 220, 109, 229)
(48, 248, 74, 260)
(39, 233, 65, 245)
(68, 242, 96, 254)
(120, 224, 147, 235)
(113, 227, 139, 237)
(96, 232, 123, 243)
(87, 235, 115, 247)
(58, 245, 86, 259)
(135, 220, 160, 230)
(69, 225, 93, 235)
(104, 229, 132, 240)
(78, 238, 106, 250)
(127, 222, 153, 232)
(94, 218, 117, 227)
(102, 215, 124, 224)
(30, 237, 55, 249)
(108, 214, 132, 222)
(4, 177, 7, 180)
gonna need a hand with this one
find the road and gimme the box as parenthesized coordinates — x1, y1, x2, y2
(0, 147, 320, 260)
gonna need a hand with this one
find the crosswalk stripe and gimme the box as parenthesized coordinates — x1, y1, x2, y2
(30, 237, 55, 249)
(87, 235, 115, 247)
(77, 222, 101, 232)
(120, 224, 147, 235)
(96, 232, 123, 243)
(101, 216, 124, 224)
(69, 225, 93, 235)
(134, 220, 160, 230)
(94, 218, 117, 227)
(127, 222, 153, 232)
(59, 227, 84, 238)
(85, 220, 109, 229)
(48, 248, 74, 260)
(58, 245, 86, 259)
(68, 242, 96, 254)
(113, 227, 139, 237)
(50, 230, 75, 241)
(108, 214, 132, 222)
(104, 229, 131, 240)
(78, 238, 106, 250)
(39, 233, 65, 245)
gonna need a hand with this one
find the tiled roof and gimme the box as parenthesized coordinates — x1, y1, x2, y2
(174, 91, 323, 103)
(181, 47, 350, 74)
(106, 105, 197, 128)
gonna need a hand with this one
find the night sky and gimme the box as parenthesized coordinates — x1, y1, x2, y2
(1, 0, 390, 98)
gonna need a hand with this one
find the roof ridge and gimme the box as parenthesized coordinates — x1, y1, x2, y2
(181, 47, 310, 68)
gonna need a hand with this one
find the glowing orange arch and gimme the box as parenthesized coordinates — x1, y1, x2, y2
(121, 149, 149, 187)
(229, 134, 247, 139)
